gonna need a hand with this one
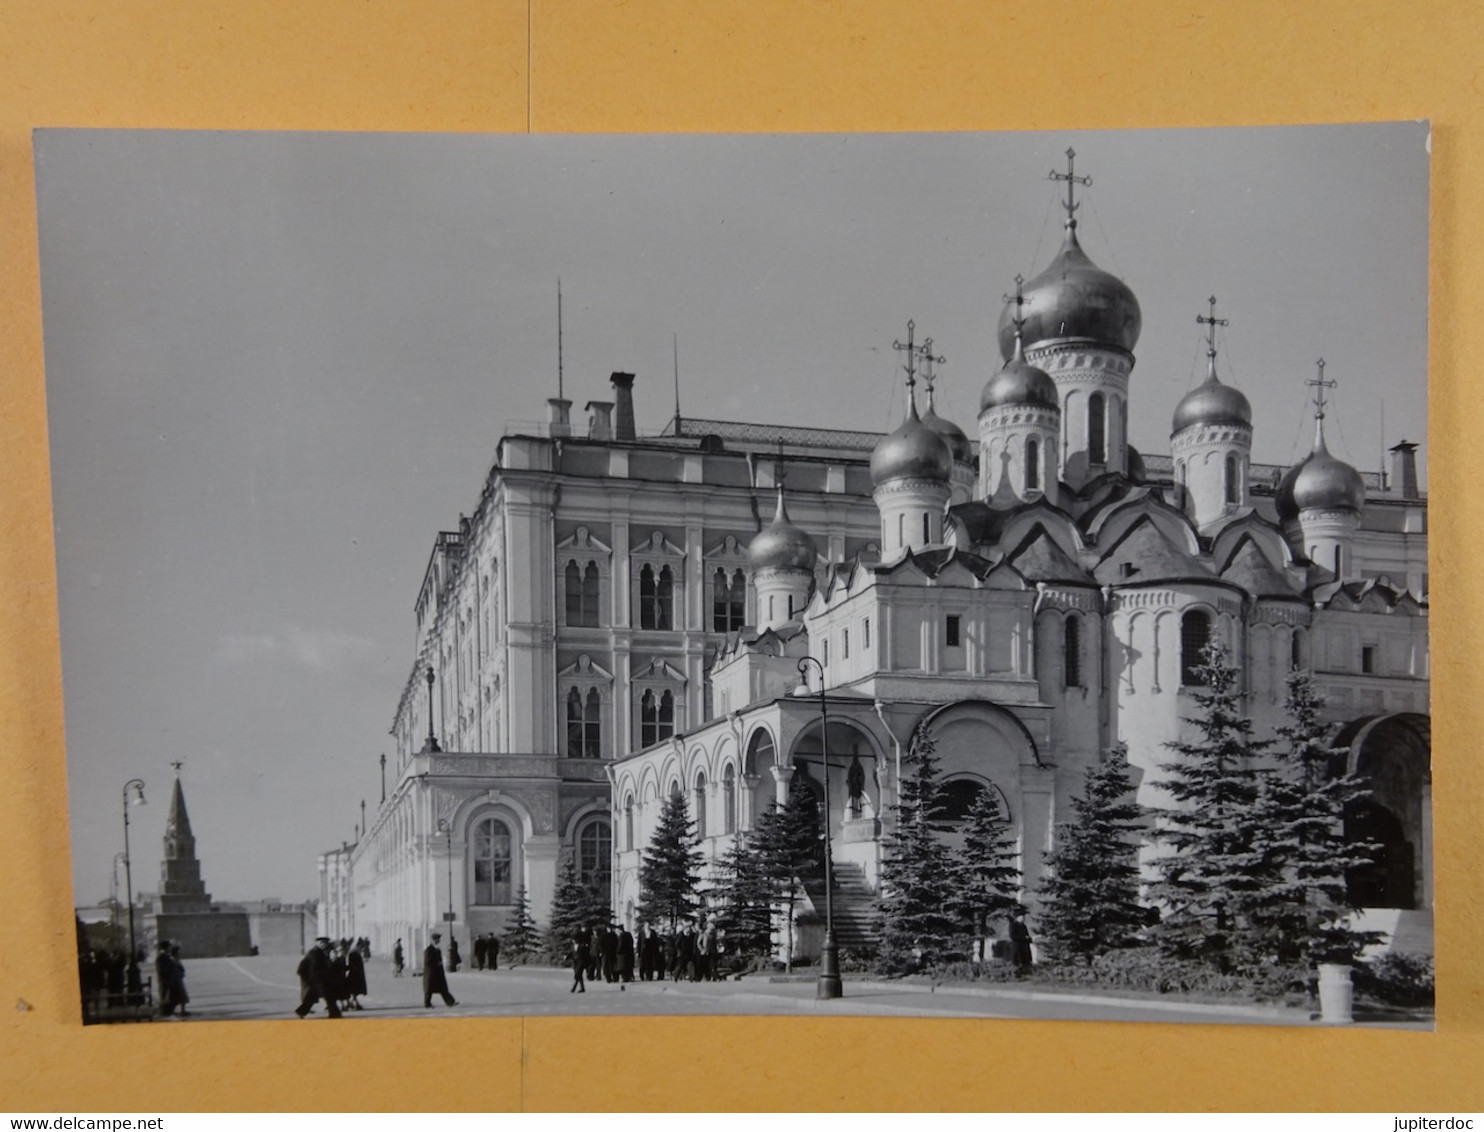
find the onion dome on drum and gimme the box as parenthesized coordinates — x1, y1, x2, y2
(870, 395, 954, 487)
(747, 487, 818, 572)
(995, 224, 1142, 359)
(1276, 438, 1366, 520)
(1171, 372, 1252, 434)
(980, 331, 1060, 413)
(921, 386, 974, 465)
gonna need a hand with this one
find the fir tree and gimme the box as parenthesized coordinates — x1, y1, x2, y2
(875, 722, 963, 970)
(709, 832, 776, 961)
(1035, 744, 1149, 965)
(1147, 642, 1273, 972)
(751, 772, 822, 968)
(637, 790, 705, 933)
(950, 785, 1024, 954)
(544, 852, 609, 959)
(502, 884, 541, 963)
(1245, 672, 1383, 967)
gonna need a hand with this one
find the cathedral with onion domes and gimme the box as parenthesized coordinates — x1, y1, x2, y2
(326, 157, 1430, 966)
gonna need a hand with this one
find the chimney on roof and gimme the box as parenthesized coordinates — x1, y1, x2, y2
(547, 397, 572, 438)
(587, 400, 614, 440)
(611, 372, 636, 440)
(1389, 440, 1419, 499)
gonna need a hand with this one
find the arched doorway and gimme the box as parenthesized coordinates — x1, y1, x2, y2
(1333, 712, 1431, 910)
(1344, 800, 1415, 909)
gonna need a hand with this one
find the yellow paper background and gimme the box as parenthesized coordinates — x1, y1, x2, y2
(1, 0, 1478, 1112)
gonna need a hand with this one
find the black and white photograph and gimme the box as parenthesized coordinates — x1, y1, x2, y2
(38, 124, 1431, 1028)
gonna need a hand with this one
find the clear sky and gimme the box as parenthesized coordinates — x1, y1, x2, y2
(36, 124, 1428, 904)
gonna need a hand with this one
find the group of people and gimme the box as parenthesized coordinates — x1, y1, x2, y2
(77, 946, 145, 1018)
(471, 932, 501, 970)
(568, 922, 725, 992)
(154, 940, 190, 1016)
(294, 936, 369, 1019)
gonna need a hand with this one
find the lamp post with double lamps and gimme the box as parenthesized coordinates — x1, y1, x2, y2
(795, 656, 842, 1000)
(120, 779, 147, 966)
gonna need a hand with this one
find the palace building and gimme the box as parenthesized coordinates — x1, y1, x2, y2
(323, 160, 1431, 963)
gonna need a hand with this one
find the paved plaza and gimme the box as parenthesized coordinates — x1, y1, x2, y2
(125, 955, 1348, 1027)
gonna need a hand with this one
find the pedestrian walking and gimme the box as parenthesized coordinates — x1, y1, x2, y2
(345, 940, 368, 1010)
(618, 926, 635, 984)
(294, 937, 342, 1019)
(569, 932, 587, 994)
(155, 942, 177, 1016)
(423, 933, 457, 1007)
(449, 936, 462, 973)
(487, 933, 500, 971)
(392, 938, 405, 977)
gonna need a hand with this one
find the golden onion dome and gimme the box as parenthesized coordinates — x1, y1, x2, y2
(1276, 424, 1366, 520)
(980, 333, 1060, 413)
(920, 387, 974, 465)
(870, 395, 954, 487)
(747, 488, 818, 573)
(1171, 367, 1253, 434)
(996, 225, 1142, 359)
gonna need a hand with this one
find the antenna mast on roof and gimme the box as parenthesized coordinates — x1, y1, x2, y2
(673, 333, 681, 432)
(557, 279, 565, 402)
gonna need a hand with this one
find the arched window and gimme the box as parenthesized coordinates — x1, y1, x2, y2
(582, 562, 601, 624)
(694, 772, 707, 839)
(583, 689, 601, 756)
(624, 793, 635, 851)
(660, 689, 675, 738)
(473, 816, 514, 905)
(1064, 615, 1083, 688)
(712, 567, 747, 632)
(1026, 437, 1040, 490)
(656, 565, 674, 629)
(898, 513, 904, 546)
(923, 512, 931, 544)
(566, 688, 586, 756)
(723, 765, 737, 834)
(639, 565, 656, 629)
(577, 818, 612, 894)
(565, 561, 583, 626)
(1089, 392, 1106, 465)
(640, 689, 676, 748)
(1225, 454, 1239, 505)
(1291, 629, 1304, 672)
(1181, 609, 1212, 686)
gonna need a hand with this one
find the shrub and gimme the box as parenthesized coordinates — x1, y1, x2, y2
(1353, 952, 1435, 1008)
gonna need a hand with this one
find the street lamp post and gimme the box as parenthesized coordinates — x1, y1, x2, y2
(796, 656, 842, 999)
(120, 779, 147, 966)
(436, 817, 455, 953)
(424, 664, 441, 752)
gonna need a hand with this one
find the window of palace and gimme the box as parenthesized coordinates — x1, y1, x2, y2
(556, 527, 611, 629)
(473, 816, 514, 905)
(1064, 614, 1083, 688)
(632, 531, 686, 631)
(577, 818, 612, 894)
(1180, 609, 1212, 686)
(639, 688, 676, 749)
(624, 793, 635, 851)
(638, 564, 674, 630)
(712, 566, 747, 633)
(1026, 437, 1040, 490)
(842, 627, 850, 659)
(1362, 644, 1377, 674)
(1224, 454, 1239, 505)
(946, 614, 962, 648)
(566, 687, 603, 758)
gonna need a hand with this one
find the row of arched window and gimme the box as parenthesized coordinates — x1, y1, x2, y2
(470, 814, 610, 905)
(568, 559, 750, 631)
(565, 686, 680, 757)
(1174, 454, 1243, 505)
(621, 764, 740, 851)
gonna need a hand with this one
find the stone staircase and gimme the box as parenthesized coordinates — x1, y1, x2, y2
(801, 861, 879, 952)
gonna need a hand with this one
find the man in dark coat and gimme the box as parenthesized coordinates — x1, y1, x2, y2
(422, 933, 457, 1008)
(155, 942, 178, 1016)
(617, 926, 635, 984)
(295, 937, 341, 1018)
(487, 933, 500, 971)
(569, 931, 587, 993)
(601, 926, 619, 983)
(448, 936, 462, 973)
(392, 938, 405, 977)
(1009, 913, 1034, 974)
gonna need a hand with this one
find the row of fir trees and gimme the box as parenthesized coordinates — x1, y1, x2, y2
(881, 645, 1381, 981)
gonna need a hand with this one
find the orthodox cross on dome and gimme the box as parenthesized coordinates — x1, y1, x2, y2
(1196, 295, 1228, 377)
(170, 760, 183, 776)
(1003, 274, 1028, 335)
(1307, 357, 1336, 421)
(892, 319, 920, 394)
(1048, 147, 1092, 228)
(917, 336, 946, 397)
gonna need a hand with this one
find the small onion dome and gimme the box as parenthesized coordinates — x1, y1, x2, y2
(870, 396, 954, 487)
(996, 225, 1142, 359)
(748, 488, 818, 572)
(920, 388, 974, 465)
(1171, 370, 1253, 434)
(980, 333, 1059, 413)
(1276, 429, 1366, 521)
